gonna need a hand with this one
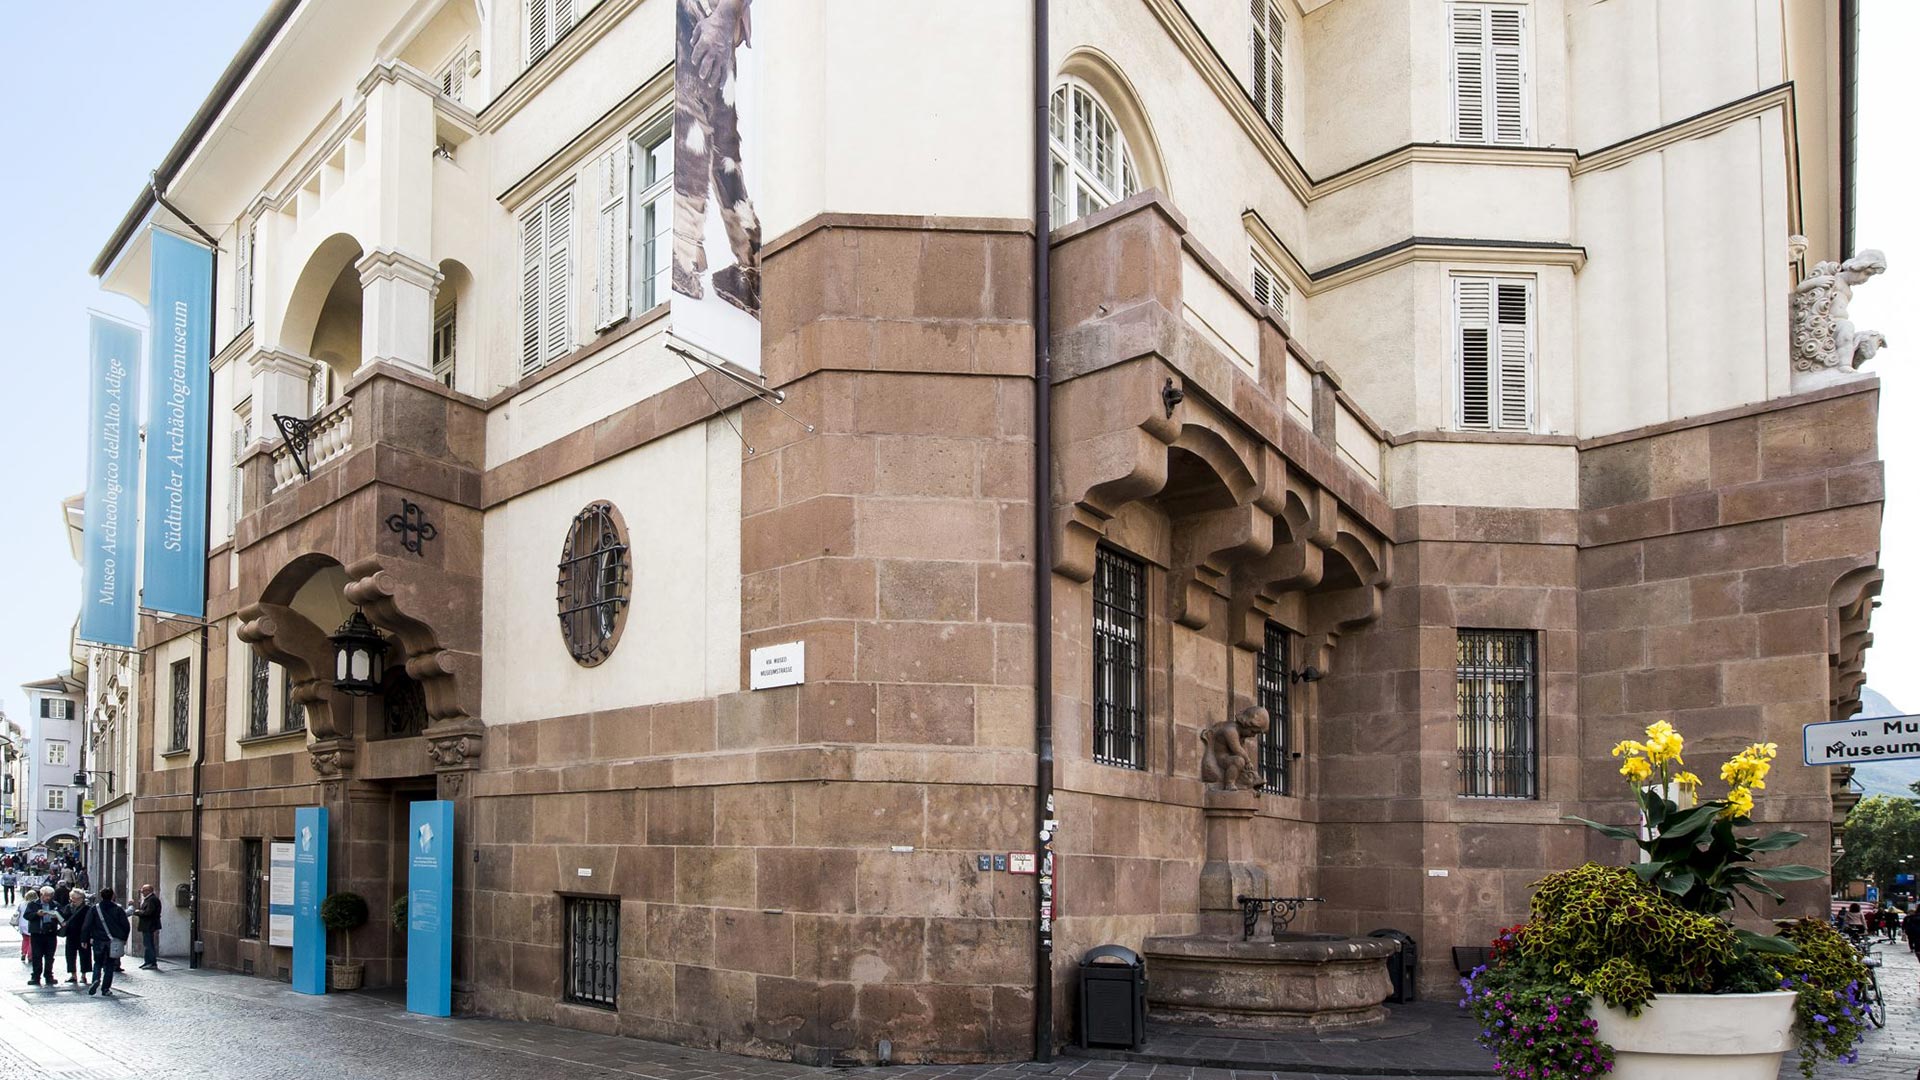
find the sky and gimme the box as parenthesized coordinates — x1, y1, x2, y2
(0, 2, 1912, 735)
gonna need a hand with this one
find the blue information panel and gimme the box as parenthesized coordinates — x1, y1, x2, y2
(407, 800, 454, 1016)
(292, 806, 329, 995)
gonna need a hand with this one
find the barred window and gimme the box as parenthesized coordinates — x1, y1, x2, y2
(169, 659, 191, 753)
(1093, 547, 1147, 770)
(563, 895, 619, 1009)
(282, 665, 305, 734)
(557, 502, 631, 666)
(1256, 621, 1291, 794)
(247, 650, 271, 738)
(241, 839, 263, 940)
(1456, 629, 1538, 798)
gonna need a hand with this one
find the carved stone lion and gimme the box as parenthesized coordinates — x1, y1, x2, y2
(1201, 704, 1270, 792)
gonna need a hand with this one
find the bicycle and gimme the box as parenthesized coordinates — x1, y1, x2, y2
(1852, 936, 1887, 1030)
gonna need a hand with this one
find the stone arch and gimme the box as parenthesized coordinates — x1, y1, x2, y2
(238, 554, 353, 743)
(280, 232, 367, 361)
(1058, 47, 1171, 199)
(1826, 565, 1883, 720)
(343, 555, 482, 768)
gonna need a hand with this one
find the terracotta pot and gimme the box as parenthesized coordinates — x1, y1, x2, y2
(1590, 991, 1797, 1080)
(327, 957, 364, 992)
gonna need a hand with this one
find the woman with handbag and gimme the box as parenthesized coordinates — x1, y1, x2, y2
(78, 888, 129, 996)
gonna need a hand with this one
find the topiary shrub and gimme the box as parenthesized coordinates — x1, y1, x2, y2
(319, 891, 370, 934)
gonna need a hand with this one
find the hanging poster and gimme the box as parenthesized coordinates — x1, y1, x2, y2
(80, 314, 142, 647)
(673, 0, 762, 370)
(140, 228, 212, 618)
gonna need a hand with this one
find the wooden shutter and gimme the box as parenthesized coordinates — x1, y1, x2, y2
(521, 202, 546, 375)
(234, 224, 253, 329)
(594, 141, 630, 330)
(1452, 4, 1526, 144)
(1494, 280, 1533, 431)
(527, 0, 550, 63)
(544, 187, 574, 362)
(555, 0, 575, 40)
(1455, 277, 1492, 430)
(1451, 5, 1487, 143)
(1489, 8, 1526, 144)
(1251, 0, 1284, 135)
(229, 413, 246, 531)
(1250, 248, 1290, 321)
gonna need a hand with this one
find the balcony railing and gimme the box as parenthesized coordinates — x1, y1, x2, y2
(271, 398, 353, 493)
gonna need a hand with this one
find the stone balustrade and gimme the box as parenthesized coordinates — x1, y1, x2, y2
(270, 398, 353, 492)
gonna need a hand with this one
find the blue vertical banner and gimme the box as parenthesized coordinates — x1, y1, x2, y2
(141, 228, 212, 618)
(406, 800, 454, 1016)
(80, 314, 143, 647)
(292, 806, 329, 995)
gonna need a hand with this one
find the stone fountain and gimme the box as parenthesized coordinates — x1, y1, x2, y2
(1141, 705, 1398, 1032)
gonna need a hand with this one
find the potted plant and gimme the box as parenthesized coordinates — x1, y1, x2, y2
(1462, 722, 1870, 1079)
(320, 891, 370, 991)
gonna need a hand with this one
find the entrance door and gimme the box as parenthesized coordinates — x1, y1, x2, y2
(385, 784, 437, 988)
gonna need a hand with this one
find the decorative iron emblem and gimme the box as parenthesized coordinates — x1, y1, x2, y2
(386, 499, 438, 556)
(272, 413, 320, 480)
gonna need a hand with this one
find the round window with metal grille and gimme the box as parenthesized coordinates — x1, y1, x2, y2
(556, 501, 631, 666)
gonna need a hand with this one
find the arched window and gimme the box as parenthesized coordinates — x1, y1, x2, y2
(1049, 79, 1139, 226)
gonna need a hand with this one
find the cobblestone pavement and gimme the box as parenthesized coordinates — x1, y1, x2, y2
(0, 919, 1910, 1080)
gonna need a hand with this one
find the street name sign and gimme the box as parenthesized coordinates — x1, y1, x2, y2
(1802, 713, 1920, 766)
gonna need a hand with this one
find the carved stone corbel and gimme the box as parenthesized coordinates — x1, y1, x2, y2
(236, 601, 343, 740)
(309, 736, 356, 778)
(1169, 504, 1274, 629)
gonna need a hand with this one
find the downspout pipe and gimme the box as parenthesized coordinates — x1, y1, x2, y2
(1031, 0, 1056, 1062)
(150, 175, 219, 970)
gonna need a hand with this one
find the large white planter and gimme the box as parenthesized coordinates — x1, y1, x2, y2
(1590, 991, 1797, 1080)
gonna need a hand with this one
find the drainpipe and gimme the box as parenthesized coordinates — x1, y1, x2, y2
(149, 177, 220, 970)
(1030, 0, 1056, 1062)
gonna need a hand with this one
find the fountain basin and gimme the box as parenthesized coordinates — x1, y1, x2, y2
(1141, 933, 1398, 1032)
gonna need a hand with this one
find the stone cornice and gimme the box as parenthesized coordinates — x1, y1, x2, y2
(1576, 377, 1878, 451)
(495, 59, 672, 210)
(213, 324, 255, 374)
(355, 247, 442, 289)
(1242, 211, 1588, 294)
(354, 58, 441, 102)
(1572, 83, 1795, 177)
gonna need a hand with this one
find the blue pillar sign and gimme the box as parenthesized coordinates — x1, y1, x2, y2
(292, 806, 329, 995)
(407, 800, 454, 1016)
(140, 227, 213, 619)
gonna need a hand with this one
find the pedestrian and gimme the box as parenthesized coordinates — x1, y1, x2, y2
(2, 868, 15, 905)
(1841, 902, 1867, 940)
(22, 886, 61, 986)
(1905, 908, 1920, 956)
(58, 887, 92, 987)
(135, 883, 161, 970)
(77, 887, 128, 997)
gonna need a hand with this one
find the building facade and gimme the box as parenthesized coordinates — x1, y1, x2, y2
(93, 0, 1877, 1062)
(21, 677, 86, 850)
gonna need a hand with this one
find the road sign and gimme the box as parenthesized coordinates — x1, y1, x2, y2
(1802, 713, 1920, 766)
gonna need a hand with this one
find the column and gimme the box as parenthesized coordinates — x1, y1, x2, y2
(357, 249, 441, 376)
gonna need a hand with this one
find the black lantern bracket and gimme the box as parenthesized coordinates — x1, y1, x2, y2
(71, 769, 116, 796)
(386, 499, 438, 556)
(272, 412, 320, 480)
(330, 609, 389, 697)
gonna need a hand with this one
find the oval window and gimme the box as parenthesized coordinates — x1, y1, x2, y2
(556, 501, 631, 666)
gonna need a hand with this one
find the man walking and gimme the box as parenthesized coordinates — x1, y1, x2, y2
(2, 867, 15, 905)
(59, 887, 92, 987)
(135, 883, 161, 969)
(1903, 907, 1920, 957)
(77, 888, 129, 997)
(22, 886, 61, 986)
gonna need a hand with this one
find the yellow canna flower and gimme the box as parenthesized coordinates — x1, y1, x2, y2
(1620, 756, 1653, 783)
(1611, 740, 1647, 759)
(1673, 771, 1702, 793)
(1720, 786, 1755, 820)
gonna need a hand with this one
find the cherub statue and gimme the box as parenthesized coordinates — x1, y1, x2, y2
(1793, 248, 1889, 377)
(1201, 704, 1269, 791)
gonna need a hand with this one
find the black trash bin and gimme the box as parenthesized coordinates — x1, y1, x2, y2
(1078, 944, 1147, 1050)
(1368, 929, 1417, 1003)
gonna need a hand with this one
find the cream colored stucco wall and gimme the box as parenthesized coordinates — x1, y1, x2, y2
(480, 415, 742, 725)
(1387, 441, 1578, 509)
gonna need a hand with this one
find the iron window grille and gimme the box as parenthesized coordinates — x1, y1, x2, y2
(1093, 547, 1147, 770)
(241, 839, 263, 940)
(563, 895, 620, 1009)
(282, 665, 306, 734)
(1456, 628, 1539, 798)
(381, 670, 431, 739)
(169, 659, 191, 753)
(247, 650, 271, 738)
(556, 501, 631, 666)
(1256, 621, 1291, 794)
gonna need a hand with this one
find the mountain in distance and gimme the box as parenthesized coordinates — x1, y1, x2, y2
(1845, 687, 1920, 799)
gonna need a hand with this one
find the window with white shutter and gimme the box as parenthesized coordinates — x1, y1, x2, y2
(594, 140, 630, 330)
(1250, 247, 1292, 322)
(436, 41, 469, 106)
(526, 0, 590, 68)
(234, 223, 255, 331)
(521, 185, 576, 376)
(229, 403, 252, 533)
(432, 305, 457, 389)
(1450, 4, 1529, 145)
(1251, 0, 1286, 137)
(1453, 275, 1534, 432)
(630, 124, 673, 312)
